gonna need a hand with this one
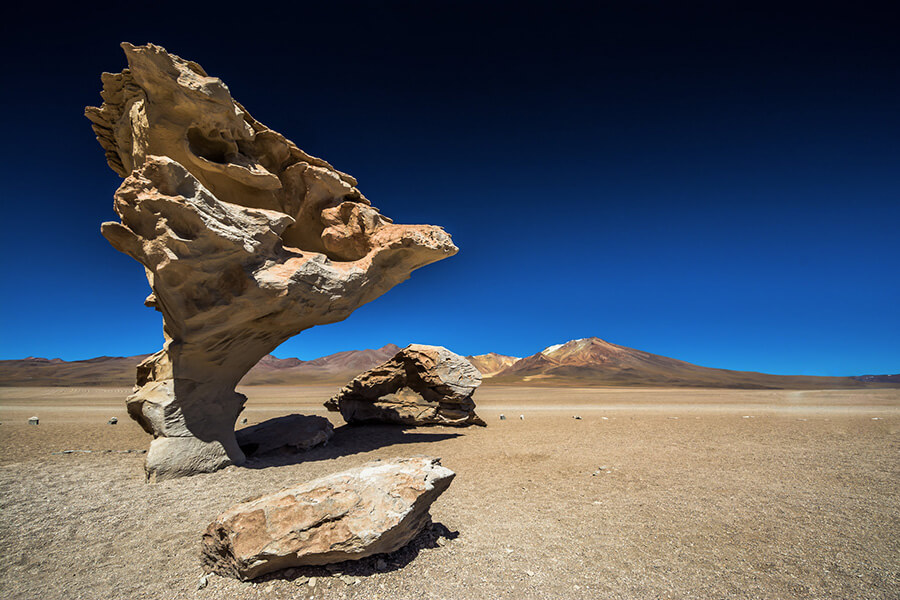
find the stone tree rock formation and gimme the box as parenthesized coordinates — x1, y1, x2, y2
(325, 345, 486, 426)
(201, 457, 455, 579)
(85, 43, 457, 481)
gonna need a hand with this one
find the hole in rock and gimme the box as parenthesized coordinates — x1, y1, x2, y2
(187, 127, 232, 164)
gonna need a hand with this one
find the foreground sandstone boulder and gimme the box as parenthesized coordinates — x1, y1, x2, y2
(325, 345, 486, 426)
(201, 457, 454, 579)
(86, 44, 457, 480)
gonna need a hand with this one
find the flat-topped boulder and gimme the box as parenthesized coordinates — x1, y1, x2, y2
(235, 414, 333, 457)
(325, 344, 486, 426)
(201, 457, 455, 579)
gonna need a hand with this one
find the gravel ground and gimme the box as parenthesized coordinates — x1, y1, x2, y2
(1, 385, 898, 600)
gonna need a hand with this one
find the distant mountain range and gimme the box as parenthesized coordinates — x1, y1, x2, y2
(245, 345, 401, 384)
(470, 337, 899, 389)
(1, 338, 897, 389)
(0, 345, 401, 387)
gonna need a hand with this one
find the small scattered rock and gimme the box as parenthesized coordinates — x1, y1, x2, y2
(573, 415, 582, 420)
(241, 418, 248, 424)
(601, 416, 609, 420)
(519, 415, 524, 420)
(499, 414, 506, 420)
(525, 570, 535, 577)
(871, 417, 881, 420)
(308, 577, 317, 587)
(198, 574, 210, 589)
(28, 416, 39, 425)
(108, 417, 118, 425)
(264, 583, 274, 593)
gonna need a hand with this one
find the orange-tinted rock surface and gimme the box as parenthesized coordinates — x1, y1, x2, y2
(201, 457, 454, 579)
(86, 44, 456, 480)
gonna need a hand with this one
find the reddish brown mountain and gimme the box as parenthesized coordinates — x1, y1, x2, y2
(240, 344, 402, 384)
(488, 337, 898, 389)
(304, 345, 402, 372)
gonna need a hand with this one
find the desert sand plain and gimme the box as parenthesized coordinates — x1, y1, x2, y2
(1, 384, 898, 600)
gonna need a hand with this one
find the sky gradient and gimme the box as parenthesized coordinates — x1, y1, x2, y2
(1, 1, 898, 376)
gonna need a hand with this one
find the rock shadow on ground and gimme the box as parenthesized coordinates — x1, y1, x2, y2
(249, 522, 459, 584)
(240, 422, 463, 470)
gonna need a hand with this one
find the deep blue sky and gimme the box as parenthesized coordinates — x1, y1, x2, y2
(1, 2, 898, 375)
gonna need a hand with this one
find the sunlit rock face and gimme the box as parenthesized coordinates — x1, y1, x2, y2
(325, 345, 486, 427)
(201, 457, 455, 579)
(86, 43, 457, 481)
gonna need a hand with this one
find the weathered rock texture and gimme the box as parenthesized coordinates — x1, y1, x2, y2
(201, 457, 454, 579)
(325, 345, 485, 426)
(85, 44, 457, 481)
(235, 414, 333, 458)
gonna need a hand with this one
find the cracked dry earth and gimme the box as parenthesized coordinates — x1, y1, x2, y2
(1, 385, 898, 599)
